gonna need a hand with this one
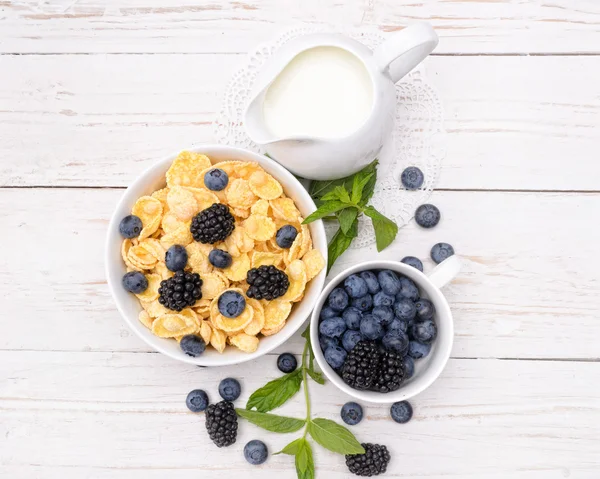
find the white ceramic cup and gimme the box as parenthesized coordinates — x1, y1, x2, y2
(105, 145, 327, 367)
(310, 256, 461, 403)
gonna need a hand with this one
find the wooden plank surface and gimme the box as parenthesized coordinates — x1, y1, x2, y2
(1, 54, 599, 190)
(2, 0, 600, 54)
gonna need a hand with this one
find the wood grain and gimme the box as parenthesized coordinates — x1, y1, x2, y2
(1, 54, 599, 190)
(2, 0, 599, 54)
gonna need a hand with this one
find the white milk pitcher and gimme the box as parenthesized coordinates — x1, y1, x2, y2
(244, 24, 439, 180)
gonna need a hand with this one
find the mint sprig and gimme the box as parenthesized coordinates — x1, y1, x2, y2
(304, 160, 398, 271)
(236, 329, 365, 479)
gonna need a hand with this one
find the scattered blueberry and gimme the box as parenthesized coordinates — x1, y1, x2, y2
(186, 389, 209, 412)
(360, 314, 384, 341)
(218, 291, 246, 318)
(328, 288, 349, 311)
(119, 214, 143, 239)
(351, 294, 373, 312)
(342, 307, 362, 330)
(415, 299, 435, 321)
(394, 298, 417, 321)
(277, 353, 297, 373)
(208, 248, 232, 269)
(276, 225, 298, 249)
(320, 306, 338, 320)
(342, 330, 363, 352)
(382, 331, 409, 355)
(373, 291, 395, 308)
(431, 242, 455, 264)
(410, 319, 437, 344)
(390, 401, 413, 424)
(403, 355, 415, 379)
(378, 270, 401, 296)
(180, 335, 206, 357)
(319, 317, 347, 338)
(324, 346, 347, 369)
(165, 244, 188, 271)
(401, 256, 423, 272)
(408, 341, 431, 359)
(319, 335, 339, 352)
(244, 439, 268, 465)
(218, 378, 241, 401)
(359, 270, 380, 294)
(398, 277, 419, 301)
(401, 166, 424, 190)
(341, 402, 364, 426)
(344, 274, 369, 298)
(372, 306, 394, 326)
(204, 168, 229, 191)
(415, 204, 441, 228)
(387, 318, 409, 335)
(122, 271, 148, 294)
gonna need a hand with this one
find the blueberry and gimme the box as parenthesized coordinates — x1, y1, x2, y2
(165, 244, 188, 271)
(359, 270, 380, 294)
(387, 318, 409, 335)
(342, 307, 362, 330)
(180, 335, 206, 357)
(403, 355, 415, 379)
(351, 294, 373, 312)
(122, 271, 148, 294)
(401, 256, 423, 272)
(208, 248, 232, 269)
(415, 299, 435, 321)
(119, 214, 143, 239)
(276, 225, 298, 249)
(319, 335, 339, 352)
(218, 378, 241, 401)
(415, 204, 441, 228)
(382, 331, 409, 355)
(204, 168, 229, 191)
(342, 330, 363, 352)
(218, 291, 246, 318)
(341, 402, 364, 426)
(320, 306, 338, 320)
(401, 166, 424, 190)
(390, 401, 413, 424)
(398, 277, 419, 301)
(360, 314, 384, 340)
(408, 340, 431, 359)
(186, 389, 209, 412)
(378, 270, 401, 296)
(373, 291, 395, 308)
(431, 242, 455, 264)
(324, 346, 347, 369)
(372, 306, 394, 326)
(244, 439, 268, 465)
(410, 319, 437, 344)
(319, 317, 346, 338)
(328, 288, 349, 311)
(394, 298, 417, 321)
(344, 274, 369, 298)
(277, 353, 297, 373)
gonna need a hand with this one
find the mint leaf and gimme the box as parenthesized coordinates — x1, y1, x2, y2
(363, 205, 398, 252)
(246, 370, 302, 412)
(358, 166, 378, 206)
(235, 408, 305, 433)
(307, 418, 365, 455)
(321, 185, 351, 204)
(307, 369, 325, 385)
(309, 160, 378, 202)
(327, 227, 352, 273)
(303, 201, 348, 224)
(336, 207, 359, 236)
(295, 438, 315, 479)
(301, 327, 315, 371)
(276, 437, 305, 456)
(351, 171, 374, 205)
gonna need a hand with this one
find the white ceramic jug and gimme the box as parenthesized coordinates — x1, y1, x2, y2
(244, 24, 438, 180)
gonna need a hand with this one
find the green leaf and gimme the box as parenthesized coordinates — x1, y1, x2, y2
(307, 418, 365, 455)
(358, 166, 378, 207)
(326, 219, 358, 273)
(336, 207, 359, 236)
(309, 160, 378, 202)
(301, 327, 315, 370)
(235, 408, 306, 433)
(276, 437, 305, 456)
(363, 205, 398, 252)
(307, 369, 325, 385)
(303, 201, 348, 224)
(246, 370, 303, 412)
(351, 172, 374, 205)
(321, 185, 351, 204)
(295, 439, 315, 479)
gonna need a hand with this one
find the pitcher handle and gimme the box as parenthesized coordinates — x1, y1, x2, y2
(373, 23, 439, 84)
(427, 255, 461, 289)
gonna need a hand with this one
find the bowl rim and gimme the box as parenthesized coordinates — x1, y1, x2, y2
(105, 144, 327, 367)
(310, 260, 454, 403)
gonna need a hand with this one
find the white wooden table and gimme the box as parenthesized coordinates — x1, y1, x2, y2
(2, 1, 600, 478)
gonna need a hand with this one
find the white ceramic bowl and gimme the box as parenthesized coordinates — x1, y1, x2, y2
(106, 145, 327, 367)
(310, 257, 460, 403)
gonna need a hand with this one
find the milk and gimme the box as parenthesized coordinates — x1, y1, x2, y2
(262, 46, 374, 139)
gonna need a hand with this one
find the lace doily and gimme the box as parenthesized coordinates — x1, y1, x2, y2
(213, 25, 446, 249)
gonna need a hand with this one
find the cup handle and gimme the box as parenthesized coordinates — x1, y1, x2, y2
(427, 255, 461, 289)
(373, 23, 439, 84)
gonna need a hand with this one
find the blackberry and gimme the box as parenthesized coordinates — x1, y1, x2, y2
(341, 341, 380, 391)
(371, 350, 404, 393)
(346, 443, 391, 477)
(190, 203, 235, 244)
(205, 400, 238, 448)
(158, 271, 203, 311)
(246, 265, 289, 300)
